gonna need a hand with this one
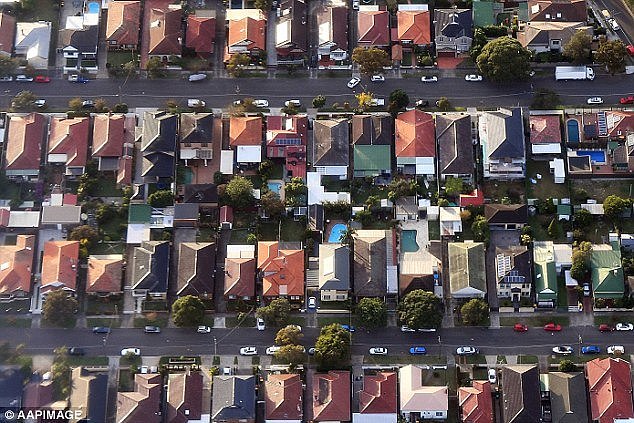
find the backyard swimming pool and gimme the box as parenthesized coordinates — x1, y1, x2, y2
(87, 2, 100, 13)
(577, 150, 606, 164)
(401, 230, 419, 253)
(566, 120, 580, 144)
(267, 182, 282, 195)
(328, 223, 346, 243)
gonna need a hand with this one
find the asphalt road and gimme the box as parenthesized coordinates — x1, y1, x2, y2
(1, 73, 633, 110)
(598, 0, 634, 47)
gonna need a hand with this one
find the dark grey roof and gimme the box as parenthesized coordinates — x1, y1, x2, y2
(568, 155, 590, 172)
(547, 372, 589, 423)
(313, 119, 349, 167)
(131, 241, 170, 293)
(180, 113, 214, 144)
(211, 375, 256, 420)
(501, 365, 541, 423)
(60, 25, 98, 52)
(142, 111, 177, 180)
(73, 367, 108, 423)
(485, 204, 528, 225)
(0, 366, 24, 409)
(352, 113, 393, 146)
(434, 9, 472, 38)
(183, 184, 218, 204)
(177, 242, 215, 296)
(495, 245, 531, 283)
(277, 0, 307, 51)
(483, 108, 525, 160)
(174, 203, 199, 220)
(353, 231, 387, 297)
(436, 113, 474, 176)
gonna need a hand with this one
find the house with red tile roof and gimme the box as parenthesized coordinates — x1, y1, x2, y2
(0, 12, 16, 56)
(266, 115, 308, 179)
(40, 240, 80, 295)
(316, 6, 349, 68)
(312, 371, 350, 422)
(586, 357, 634, 423)
(227, 15, 266, 56)
(86, 255, 124, 295)
(395, 110, 436, 176)
(105, 1, 141, 50)
(265, 373, 303, 422)
(458, 381, 494, 423)
(529, 112, 563, 155)
(166, 370, 204, 423)
(148, 5, 183, 59)
(47, 116, 90, 176)
(527, 0, 588, 22)
(224, 244, 256, 301)
(0, 235, 35, 301)
(186, 13, 215, 57)
(257, 241, 304, 302)
(354, 371, 397, 421)
(4, 113, 46, 180)
(92, 114, 135, 185)
(230, 116, 263, 164)
(358, 8, 390, 46)
(117, 373, 162, 423)
(396, 6, 430, 65)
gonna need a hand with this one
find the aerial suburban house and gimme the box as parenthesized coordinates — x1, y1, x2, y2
(92, 114, 135, 186)
(479, 108, 526, 179)
(448, 242, 486, 299)
(226, 11, 266, 57)
(229, 116, 263, 165)
(313, 118, 350, 178)
(591, 243, 625, 300)
(439, 206, 462, 236)
(353, 371, 398, 422)
(484, 204, 528, 230)
(176, 242, 215, 298)
(458, 381, 494, 423)
(436, 113, 474, 182)
(166, 370, 205, 423)
(86, 255, 124, 296)
(528, 112, 563, 156)
(0, 235, 35, 301)
(126, 203, 174, 244)
(183, 184, 218, 211)
(141, 111, 178, 183)
(60, 24, 99, 74)
(224, 244, 256, 301)
(316, 6, 349, 68)
(266, 115, 308, 179)
(264, 373, 303, 423)
(434, 9, 473, 56)
(519, 21, 592, 53)
(399, 365, 448, 421)
(395, 110, 436, 177)
(533, 241, 572, 307)
(495, 246, 531, 302)
(0, 366, 25, 417)
(130, 241, 170, 302)
(0, 12, 16, 56)
(185, 12, 216, 58)
(312, 371, 351, 422)
(147, 4, 183, 62)
(211, 375, 256, 423)
(40, 195, 82, 227)
(395, 5, 431, 66)
(541, 372, 589, 423)
(22, 374, 60, 415)
(275, 0, 307, 65)
(40, 240, 80, 296)
(173, 203, 199, 228)
(399, 240, 442, 298)
(4, 113, 46, 180)
(116, 373, 163, 423)
(357, 7, 390, 47)
(319, 243, 350, 302)
(105, 0, 141, 50)
(14, 21, 52, 68)
(501, 365, 541, 423)
(180, 113, 215, 165)
(47, 116, 90, 176)
(586, 358, 634, 423)
(527, 0, 588, 22)
(69, 367, 108, 423)
(351, 113, 393, 178)
(257, 241, 304, 303)
(352, 230, 397, 300)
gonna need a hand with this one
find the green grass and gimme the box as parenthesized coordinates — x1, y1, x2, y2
(90, 242, 125, 254)
(229, 229, 250, 244)
(99, 214, 127, 242)
(93, 176, 124, 197)
(363, 354, 447, 365)
(518, 355, 539, 364)
(0, 299, 30, 314)
(118, 369, 133, 391)
(572, 180, 634, 202)
(473, 367, 488, 380)
(86, 297, 123, 316)
(133, 315, 168, 328)
(280, 218, 306, 242)
(525, 160, 570, 199)
(41, 318, 76, 329)
(66, 356, 109, 366)
(86, 318, 121, 328)
(106, 51, 137, 68)
(120, 355, 141, 366)
(459, 354, 487, 365)
(428, 220, 440, 241)
(287, 316, 306, 326)
(496, 355, 507, 364)
(0, 317, 31, 328)
(594, 314, 634, 325)
(225, 316, 256, 328)
(499, 315, 570, 327)
(318, 317, 352, 327)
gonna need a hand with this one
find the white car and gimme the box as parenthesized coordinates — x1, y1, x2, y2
(285, 99, 301, 107)
(0, 76, 13, 82)
(616, 323, 634, 331)
(256, 318, 266, 331)
(253, 99, 269, 107)
(120, 348, 141, 356)
(421, 76, 438, 83)
(347, 77, 361, 89)
(188, 73, 207, 82)
(608, 18, 620, 31)
(188, 99, 205, 108)
(401, 325, 416, 332)
(15, 75, 33, 82)
(371, 74, 385, 82)
(488, 369, 497, 384)
(608, 345, 625, 355)
(240, 346, 258, 356)
(465, 74, 483, 82)
(197, 326, 211, 333)
(369, 347, 388, 355)
(266, 346, 281, 355)
(587, 97, 603, 105)
(552, 346, 573, 355)
(34, 99, 46, 108)
(456, 346, 478, 355)
(307, 297, 317, 309)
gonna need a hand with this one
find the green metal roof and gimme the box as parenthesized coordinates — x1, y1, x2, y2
(128, 204, 152, 223)
(557, 204, 572, 215)
(472, 0, 496, 27)
(353, 145, 391, 175)
(591, 249, 624, 299)
(534, 261, 557, 301)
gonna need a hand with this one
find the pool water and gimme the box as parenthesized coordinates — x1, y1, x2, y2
(328, 223, 347, 243)
(577, 150, 606, 164)
(87, 2, 99, 13)
(401, 230, 419, 253)
(566, 120, 580, 144)
(267, 182, 282, 195)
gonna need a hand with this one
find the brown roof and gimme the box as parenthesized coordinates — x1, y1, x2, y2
(186, 15, 215, 54)
(395, 109, 436, 158)
(586, 358, 634, 423)
(0, 235, 35, 297)
(105, 1, 141, 46)
(397, 11, 431, 44)
(5, 113, 45, 172)
(117, 374, 163, 423)
(228, 17, 266, 51)
(0, 12, 16, 55)
(148, 6, 182, 55)
(484, 204, 528, 225)
(603, 111, 634, 138)
(316, 6, 348, 51)
(48, 117, 90, 169)
(41, 241, 80, 292)
(312, 371, 350, 421)
(176, 242, 215, 297)
(86, 255, 123, 293)
(23, 380, 54, 409)
(527, 0, 587, 22)
(265, 373, 303, 421)
(530, 114, 562, 144)
(459, 381, 494, 423)
(358, 372, 397, 414)
(224, 257, 256, 297)
(230, 116, 262, 146)
(257, 242, 304, 298)
(166, 370, 203, 423)
(92, 114, 126, 157)
(358, 10, 390, 45)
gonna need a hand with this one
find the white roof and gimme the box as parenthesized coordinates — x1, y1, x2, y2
(50, 193, 63, 206)
(226, 244, 255, 259)
(398, 4, 428, 10)
(415, 157, 435, 176)
(353, 414, 397, 423)
(65, 15, 84, 30)
(564, 270, 578, 287)
(126, 223, 150, 244)
(532, 143, 562, 154)
(549, 158, 565, 179)
(553, 243, 572, 266)
(307, 172, 351, 205)
(236, 145, 261, 163)
(7, 211, 40, 228)
(220, 150, 234, 174)
(276, 20, 291, 46)
(581, 203, 604, 215)
(226, 8, 265, 20)
(387, 265, 398, 294)
(440, 207, 461, 222)
(14, 22, 51, 64)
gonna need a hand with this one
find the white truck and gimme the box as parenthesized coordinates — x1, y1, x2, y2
(555, 66, 595, 81)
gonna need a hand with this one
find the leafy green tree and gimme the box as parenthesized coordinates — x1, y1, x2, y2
(444, 177, 464, 197)
(570, 241, 592, 281)
(574, 209, 593, 227)
(147, 189, 174, 208)
(261, 190, 285, 217)
(225, 176, 255, 209)
(436, 97, 451, 112)
(476, 37, 532, 82)
(246, 233, 258, 244)
(460, 299, 489, 326)
(43, 291, 78, 327)
(354, 209, 372, 227)
(69, 225, 98, 246)
(172, 295, 206, 327)
(113, 103, 129, 113)
(471, 215, 490, 244)
(11, 90, 37, 110)
(275, 325, 303, 345)
(284, 177, 307, 206)
(603, 195, 630, 221)
(93, 98, 109, 112)
(595, 39, 628, 75)
(563, 30, 592, 64)
(387, 178, 417, 202)
(227, 53, 251, 77)
(558, 360, 577, 372)
(470, 28, 488, 61)
(315, 324, 350, 369)
(398, 290, 443, 330)
(531, 89, 561, 110)
(257, 298, 291, 327)
(312, 95, 326, 108)
(254, 0, 272, 11)
(146, 57, 166, 79)
(356, 298, 387, 329)
(274, 344, 305, 366)
(0, 56, 18, 76)
(352, 47, 391, 75)
(68, 97, 83, 111)
(389, 89, 409, 109)
(339, 225, 356, 247)
(52, 346, 71, 398)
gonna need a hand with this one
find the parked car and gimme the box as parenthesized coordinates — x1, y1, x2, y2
(583, 283, 590, 297)
(347, 77, 361, 89)
(68, 74, 89, 83)
(187, 98, 205, 108)
(256, 318, 266, 331)
(0, 76, 13, 82)
(240, 346, 257, 356)
(140, 365, 149, 374)
(415, 99, 429, 107)
(599, 324, 613, 332)
(420, 75, 438, 83)
(197, 326, 211, 333)
(67, 347, 85, 356)
(307, 347, 316, 356)
(552, 346, 573, 355)
(307, 297, 317, 309)
(188, 73, 207, 82)
(544, 323, 562, 331)
(465, 74, 483, 82)
(34, 75, 51, 83)
(587, 97, 603, 105)
(369, 347, 388, 355)
(120, 348, 141, 356)
(341, 324, 355, 332)
(456, 346, 478, 355)
(513, 323, 528, 332)
(144, 326, 161, 333)
(409, 346, 427, 355)
(581, 345, 600, 354)
(608, 18, 620, 31)
(266, 346, 281, 355)
(620, 96, 634, 105)
(222, 367, 232, 375)
(92, 326, 111, 334)
(284, 99, 301, 107)
(371, 74, 385, 82)
(253, 99, 269, 107)
(81, 100, 95, 109)
(418, 327, 437, 333)
(616, 323, 634, 331)
(608, 345, 625, 355)
(352, 0, 359, 10)
(15, 75, 33, 82)
(627, 45, 634, 56)
(34, 99, 46, 108)
(488, 369, 497, 384)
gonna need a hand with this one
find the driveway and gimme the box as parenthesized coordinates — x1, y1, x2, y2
(486, 230, 520, 310)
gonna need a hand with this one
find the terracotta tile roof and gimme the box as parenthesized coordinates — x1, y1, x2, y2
(397, 11, 431, 44)
(358, 371, 397, 414)
(527, 0, 587, 22)
(105, 1, 141, 46)
(604, 111, 634, 138)
(186, 15, 215, 54)
(23, 379, 54, 409)
(395, 110, 436, 158)
(586, 358, 634, 423)
(230, 116, 263, 146)
(0, 235, 35, 297)
(41, 241, 80, 292)
(265, 373, 303, 421)
(224, 257, 256, 297)
(312, 371, 350, 421)
(257, 242, 304, 298)
(48, 117, 90, 168)
(0, 12, 16, 55)
(148, 6, 182, 55)
(92, 114, 126, 157)
(5, 113, 45, 172)
(228, 17, 266, 51)
(117, 373, 162, 423)
(358, 10, 390, 45)
(166, 370, 203, 423)
(459, 381, 494, 423)
(86, 255, 123, 293)
(530, 114, 562, 144)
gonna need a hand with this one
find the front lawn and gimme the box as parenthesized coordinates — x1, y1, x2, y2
(363, 354, 447, 365)
(66, 356, 109, 366)
(133, 314, 168, 328)
(118, 369, 133, 391)
(517, 355, 539, 364)
(225, 316, 256, 328)
(481, 180, 525, 203)
(594, 314, 634, 325)
(0, 317, 31, 328)
(86, 318, 121, 328)
(86, 296, 123, 316)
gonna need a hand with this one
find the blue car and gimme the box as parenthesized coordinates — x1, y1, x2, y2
(409, 346, 427, 355)
(581, 345, 600, 354)
(341, 324, 356, 333)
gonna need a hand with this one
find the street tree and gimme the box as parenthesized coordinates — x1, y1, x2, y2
(460, 299, 489, 326)
(356, 298, 387, 329)
(444, 177, 463, 197)
(476, 37, 532, 82)
(227, 53, 251, 77)
(52, 346, 71, 398)
(315, 324, 350, 369)
(68, 97, 83, 111)
(275, 325, 303, 346)
(558, 360, 577, 372)
(10, 90, 37, 110)
(261, 190, 285, 217)
(147, 189, 174, 208)
(595, 39, 628, 75)
(471, 215, 490, 244)
(389, 89, 409, 109)
(398, 289, 443, 330)
(69, 225, 98, 246)
(94, 98, 109, 112)
(257, 298, 291, 327)
(563, 30, 592, 64)
(146, 57, 166, 79)
(312, 95, 326, 108)
(356, 91, 373, 111)
(469, 28, 488, 61)
(531, 89, 561, 110)
(225, 176, 255, 209)
(387, 178, 417, 202)
(0, 56, 18, 76)
(42, 291, 79, 327)
(351, 47, 391, 75)
(603, 195, 630, 221)
(172, 295, 206, 327)
(274, 344, 305, 367)
(436, 97, 451, 112)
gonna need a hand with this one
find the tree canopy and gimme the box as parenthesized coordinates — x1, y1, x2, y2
(11, 91, 37, 110)
(356, 298, 387, 329)
(312, 95, 326, 108)
(352, 47, 391, 75)
(603, 195, 630, 221)
(460, 299, 489, 326)
(595, 39, 628, 75)
(398, 290, 443, 330)
(389, 89, 409, 109)
(261, 190, 285, 217)
(444, 177, 464, 197)
(315, 324, 350, 369)
(147, 189, 174, 208)
(275, 325, 303, 346)
(476, 37, 532, 82)
(257, 298, 291, 327)
(563, 30, 592, 64)
(43, 291, 78, 327)
(471, 215, 490, 244)
(274, 344, 305, 367)
(0, 56, 18, 76)
(387, 178, 417, 202)
(225, 176, 255, 209)
(172, 295, 206, 327)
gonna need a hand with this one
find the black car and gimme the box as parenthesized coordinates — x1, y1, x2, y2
(92, 326, 110, 334)
(67, 347, 85, 356)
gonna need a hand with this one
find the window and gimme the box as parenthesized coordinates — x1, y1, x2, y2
(436, 412, 444, 417)
(323, 295, 331, 300)
(545, 13, 551, 18)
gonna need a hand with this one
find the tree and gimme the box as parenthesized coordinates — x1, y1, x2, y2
(0, 56, 18, 76)
(10, 90, 37, 110)
(354, 209, 372, 227)
(476, 37, 532, 82)
(172, 295, 206, 327)
(147, 189, 174, 208)
(356, 91, 373, 111)
(603, 195, 630, 221)
(246, 233, 258, 244)
(352, 47, 391, 75)
(284, 177, 307, 206)
(254, 0, 272, 11)
(389, 89, 409, 109)
(558, 360, 577, 372)
(122, 60, 138, 77)
(387, 178, 417, 202)
(275, 325, 303, 346)
(339, 225, 356, 246)
(261, 190, 285, 217)
(113, 103, 129, 113)
(460, 299, 489, 326)
(563, 30, 592, 64)
(444, 177, 463, 197)
(398, 290, 443, 330)
(227, 53, 251, 77)
(315, 323, 350, 369)
(68, 97, 83, 111)
(225, 176, 255, 209)
(595, 39, 628, 75)
(574, 209, 592, 227)
(571, 241, 592, 281)
(436, 97, 451, 112)
(469, 28, 488, 61)
(52, 346, 71, 398)
(69, 225, 98, 246)
(356, 298, 387, 329)
(146, 57, 166, 79)
(42, 291, 78, 327)
(93, 98, 109, 112)
(275, 344, 305, 366)
(531, 89, 561, 110)
(471, 215, 490, 244)
(257, 298, 291, 327)
(312, 95, 326, 108)
(547, 218, 561, 239)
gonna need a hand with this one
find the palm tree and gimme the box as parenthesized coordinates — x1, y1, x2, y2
(339, 224, 356, 246)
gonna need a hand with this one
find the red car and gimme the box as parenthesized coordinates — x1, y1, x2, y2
(544, 323, 562, 331)
(599, 324, 614, 332)
(627, 45, 634, 56)
(513, 323, 528, 332)
(620, 96, 634, 105)
(34, 75, 51, 83)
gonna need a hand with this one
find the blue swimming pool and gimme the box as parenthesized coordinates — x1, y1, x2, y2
(566, 120, 580, 144)
(87, 2, 99, 13)
(267, 182, 282, 195)
(328, 223, 347, 243)
(401, 230, 419, 253)
(577, 150, 606, 164)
